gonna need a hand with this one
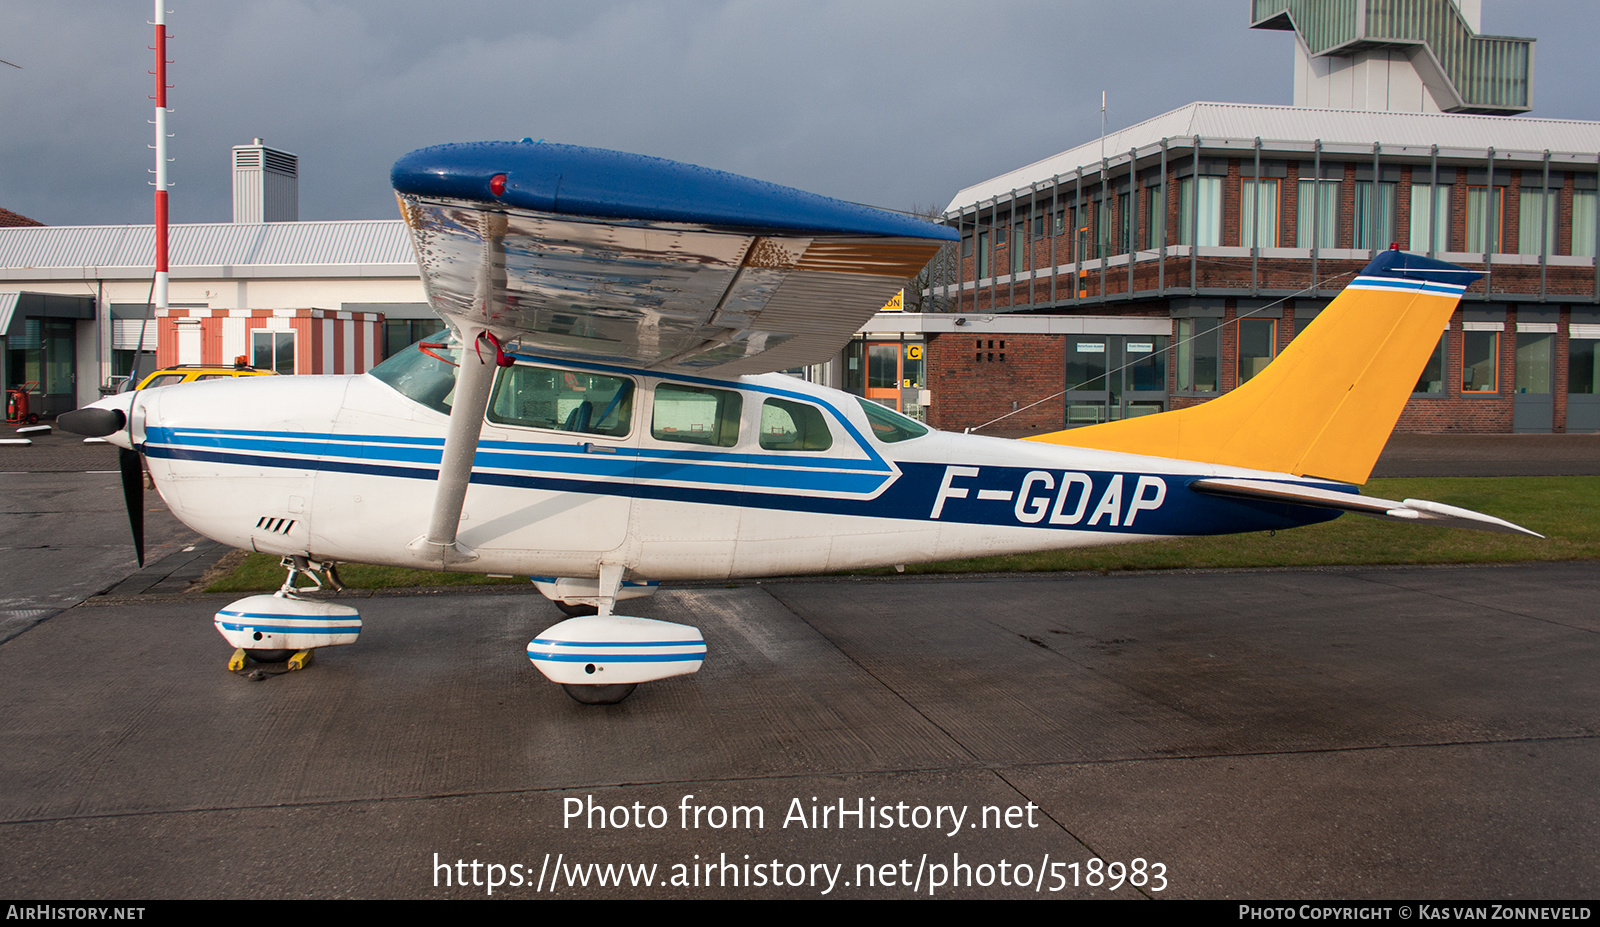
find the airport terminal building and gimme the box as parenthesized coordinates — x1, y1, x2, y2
(0, 142, 435, 416)
(912, 0, 1600, 435)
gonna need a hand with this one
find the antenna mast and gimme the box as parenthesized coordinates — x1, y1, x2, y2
(1094, 90, 1107, 161)
(152, 2, 170, 321)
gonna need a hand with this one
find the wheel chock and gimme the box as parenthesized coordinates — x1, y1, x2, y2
(287, 649, 314, 671)
(228, 648, 249, 672)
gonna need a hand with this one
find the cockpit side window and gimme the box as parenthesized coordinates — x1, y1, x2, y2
(759, 397, 833, 451)
(368, 338, 460, 414)
(652, 383, 741, 447)
(487, 364, 633, 437)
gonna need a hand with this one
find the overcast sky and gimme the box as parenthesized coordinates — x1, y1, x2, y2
(3, 1, 1596, 227)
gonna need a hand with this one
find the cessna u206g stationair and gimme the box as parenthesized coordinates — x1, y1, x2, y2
(62, 140, 1538, 704)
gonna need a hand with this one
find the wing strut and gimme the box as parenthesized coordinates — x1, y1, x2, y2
(410, 211, 511, 567)
(408, 331, 498, 566)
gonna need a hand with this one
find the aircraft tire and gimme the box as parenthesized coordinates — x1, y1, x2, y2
(561, 683, 637, 705)
(244, 648, 295, 663)
(554, 600, 599, 617)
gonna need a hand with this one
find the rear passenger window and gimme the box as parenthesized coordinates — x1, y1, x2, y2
(759, 398, 832, 451)
(652, 383, 741, 447)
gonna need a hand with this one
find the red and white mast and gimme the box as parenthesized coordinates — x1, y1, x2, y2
(151, 1, 170, 316)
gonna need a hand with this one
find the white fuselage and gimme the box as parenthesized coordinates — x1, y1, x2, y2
(120, 358, 1336, 581)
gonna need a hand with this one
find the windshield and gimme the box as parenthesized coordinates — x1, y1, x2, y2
(369, 335, 461, 414)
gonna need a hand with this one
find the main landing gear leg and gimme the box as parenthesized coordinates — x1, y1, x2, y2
(559, 565, 635, 704)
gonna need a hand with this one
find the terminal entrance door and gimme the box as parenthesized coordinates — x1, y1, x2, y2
(1570, 335, 1600, 432)
(864, 341, 925, 419)
(1512, 331, 1554, 433)
(1063, 335, 1168, 427)
(5, 318, 77, 417)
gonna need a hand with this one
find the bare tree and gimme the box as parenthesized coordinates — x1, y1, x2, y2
(903, 203, 959, 314)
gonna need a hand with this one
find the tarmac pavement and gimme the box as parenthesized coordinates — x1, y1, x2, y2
(0, 426, 1595, 899)
(1370, 432, 1600, 478)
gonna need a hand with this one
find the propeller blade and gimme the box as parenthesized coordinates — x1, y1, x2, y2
(119, 447, 145, 567)
(58, 407, 126, 437)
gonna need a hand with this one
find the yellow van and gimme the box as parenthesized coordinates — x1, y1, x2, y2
(134, 363, 276, 390)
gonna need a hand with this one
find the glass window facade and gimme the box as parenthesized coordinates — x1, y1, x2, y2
(867, 344, 899, 389)
(1354, 182, 1396, 250)
(1237, 318, 1276, 384)
(1462, 332, 1499, 393)
(1144, 187, 1165, 250)
(1176, 318, 1220, 393)
(1297, 179, 1340, 249)
(1240, 179, 1279, 248)
(384, 318, 446, 360)
(1574, 190, 1597, 258)
(1117, 192, 1135, 255)
(1414, 333, 1447, 394)
(1517, 189, 1557, 257)
(1515, 332, 1553, 395)
(1178, 176, 1222, 247)
(1570, 339, 1599, 394)
(1466, 186, 1505, 253)
(1409, 184, 1452, 252)
(251, 330, 295, 374)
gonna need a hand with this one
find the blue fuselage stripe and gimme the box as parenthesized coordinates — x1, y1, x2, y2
(146, 430, 1345, 537)
(527, 652, 705, 663)
(216, 622, 361, 634)
(148, 426, 892, 494)
(530, 639, 703, 648)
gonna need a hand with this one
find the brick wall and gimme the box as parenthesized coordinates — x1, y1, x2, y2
(926, 332, 1065, 434)
(1393, 309, 1515, 432)
(921, 301, 1594, 435)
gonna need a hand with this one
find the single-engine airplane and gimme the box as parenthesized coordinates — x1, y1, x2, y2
(62, 140, 1539, 704)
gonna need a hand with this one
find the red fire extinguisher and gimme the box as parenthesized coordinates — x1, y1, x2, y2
(6, 381, 39, 425)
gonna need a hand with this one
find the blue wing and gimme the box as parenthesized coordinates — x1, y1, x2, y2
(391, 141, 956, 376)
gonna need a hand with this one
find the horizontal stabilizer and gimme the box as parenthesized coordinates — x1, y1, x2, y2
(1190, 478, 1543, 537)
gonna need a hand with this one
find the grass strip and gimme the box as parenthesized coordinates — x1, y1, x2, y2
(204, 476, 1599, 593)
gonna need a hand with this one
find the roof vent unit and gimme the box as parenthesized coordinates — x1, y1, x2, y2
(232, 138, 299, 223)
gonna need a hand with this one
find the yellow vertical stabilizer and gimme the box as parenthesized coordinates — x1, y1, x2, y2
(1025, 254, 1474, 485)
